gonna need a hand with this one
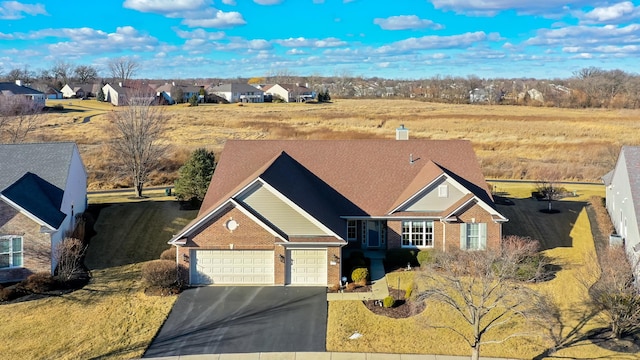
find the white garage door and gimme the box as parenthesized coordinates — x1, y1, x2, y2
(191, 250, 274, 285)
(287, 249, 327, 285)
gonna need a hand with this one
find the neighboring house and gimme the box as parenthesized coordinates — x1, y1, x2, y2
(0, 80, 46, 107)
(102, 83, 127, 106)
(603, 146, 640, 268)
(155, 82, 204, 104)
(168, 130, 507, 287)
(0, 142, 87, 283)
(44, 87, 63, 99)
(61, 83, 100, 99)
(209, 83, 264, 103)
(102, 83, 154, 106)
(263, 83, 315, 102)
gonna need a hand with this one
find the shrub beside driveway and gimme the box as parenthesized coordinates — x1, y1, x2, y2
(0, 196, 197, 360)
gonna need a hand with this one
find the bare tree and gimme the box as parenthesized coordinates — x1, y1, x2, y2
(590, 246, 640, 339)
(417, 236, 552, 360)
(108, 57, 139, 86)
(105, 85, 167, 198)
(55, 237, 87, 282)
(74, 65, 98, 83)
(51, 60, 75, 85)
(0, 95, 44, 143)
(534, 169, 564, 212)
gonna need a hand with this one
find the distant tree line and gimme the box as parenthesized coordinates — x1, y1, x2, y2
(2, 63, 640, 108)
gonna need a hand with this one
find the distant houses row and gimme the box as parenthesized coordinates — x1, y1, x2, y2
(0, 79, 316, 107)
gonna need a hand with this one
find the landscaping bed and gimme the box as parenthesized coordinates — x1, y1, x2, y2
(362, 288, 425, 319)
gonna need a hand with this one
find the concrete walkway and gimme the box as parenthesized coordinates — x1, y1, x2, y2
(327, 255, 389, 301)
(146, 352, 516, 359)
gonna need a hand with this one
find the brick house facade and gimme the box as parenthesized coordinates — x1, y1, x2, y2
(169, 139, 506, 287)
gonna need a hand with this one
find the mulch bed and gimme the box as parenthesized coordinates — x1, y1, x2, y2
(363, 288, 426, 318)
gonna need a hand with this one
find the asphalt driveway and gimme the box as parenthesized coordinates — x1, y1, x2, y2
(143, 286, 327, 357)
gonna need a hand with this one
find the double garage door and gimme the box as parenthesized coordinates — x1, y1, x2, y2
(191, 250, 274, 285)
(191, 249, 327, 286)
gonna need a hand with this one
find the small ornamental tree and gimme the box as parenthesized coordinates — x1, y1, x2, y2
(174, 148, 216, 202)
(188, 93, 198, 106)
(97, 88, 105, 102)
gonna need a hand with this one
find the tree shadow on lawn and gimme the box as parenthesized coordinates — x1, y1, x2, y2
(84, 201, 198, 270)
(532, 305, 640, 359)
(497, 198, 587, 251)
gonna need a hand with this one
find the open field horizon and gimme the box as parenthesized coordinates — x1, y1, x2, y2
(37, 99, 640, 189)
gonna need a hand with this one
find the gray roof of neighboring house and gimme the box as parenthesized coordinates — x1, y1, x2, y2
(0, 82, 44, 95)
(0, 142, 78, 229)
(0, 142, 77, 192)
(210, 83, 263, 93)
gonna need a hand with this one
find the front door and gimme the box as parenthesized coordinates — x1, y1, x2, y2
(367, 221, 380, 248)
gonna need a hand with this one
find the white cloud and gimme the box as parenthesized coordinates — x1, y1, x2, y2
(183, 10, 246, 28)
(275, 37, 347, 48)
(287, 48, 306, 55)
(222, 0, 236, 4)
(123, 0, 210, 14)
(373, 15, 443, 30)
(253, 0, 283, 4)
(174, 28, 225, 40)
(44, 26, 159, 56)
(580, 1, 640, 24)
(0, 1, 47, 20)
(526, 24, 640, 47)
(376, 31, 490, 53)
(428, 0, 593, 16)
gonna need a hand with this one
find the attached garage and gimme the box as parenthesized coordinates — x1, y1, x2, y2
(286, 249, 327, 285)
(191, 250, 275, 285)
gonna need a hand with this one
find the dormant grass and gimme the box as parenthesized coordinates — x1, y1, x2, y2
(327, 183, 630, 359)
(0, 197, 198, 360)
(35, 99, 640, 189)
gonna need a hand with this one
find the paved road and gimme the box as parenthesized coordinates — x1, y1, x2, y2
(143, 286, 327, 358)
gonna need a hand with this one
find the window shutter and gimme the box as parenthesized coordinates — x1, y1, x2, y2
(479, 223, 487, 250)
(460, 223, 467, 250)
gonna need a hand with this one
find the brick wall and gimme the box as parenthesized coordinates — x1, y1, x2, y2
(387, 201, 502, 252)
(0, 202, 52, 283)
(177, 205, 339, 286)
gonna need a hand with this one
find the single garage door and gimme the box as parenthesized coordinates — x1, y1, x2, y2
(287, 249, 327, 285)
(191, 250, 274, 285)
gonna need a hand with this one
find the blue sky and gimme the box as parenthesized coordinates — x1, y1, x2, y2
(1, 0, 640, 80)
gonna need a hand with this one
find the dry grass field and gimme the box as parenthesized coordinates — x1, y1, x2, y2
(38, 99, 640, 189)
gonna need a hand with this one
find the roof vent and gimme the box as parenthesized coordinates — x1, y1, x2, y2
(396, 124, 409, 140)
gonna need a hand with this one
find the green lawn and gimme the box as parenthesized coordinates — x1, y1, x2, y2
(0, 196, 197, 360)
(327, 182, 639, 359)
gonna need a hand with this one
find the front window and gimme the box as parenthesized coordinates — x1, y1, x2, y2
(0, 236, 23, 269)
(461, 223, 486, 250)
(402, 220, 433, 247)
(347, 220, 357, 241)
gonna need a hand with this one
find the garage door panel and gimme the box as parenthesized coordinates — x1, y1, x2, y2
(192, 250, 274, 285)
(287, 249, 327, 286)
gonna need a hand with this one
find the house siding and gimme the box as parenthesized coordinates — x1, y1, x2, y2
(405, 178, 466, 212)
(238, 183, 328, 236)
(0, 203, 51, 283)
(606, 150, 640, 264)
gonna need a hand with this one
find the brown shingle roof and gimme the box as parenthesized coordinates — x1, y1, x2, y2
(201, 139, 492, 216)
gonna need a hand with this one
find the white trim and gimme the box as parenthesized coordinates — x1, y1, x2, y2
(256, 178, 344, 240)
(400, 220, 435, 248)
(444, 197, 508, 223)
(0, 195, 57, 231)
(389, 173, 447, 213)
(168, 198, 286, 244)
